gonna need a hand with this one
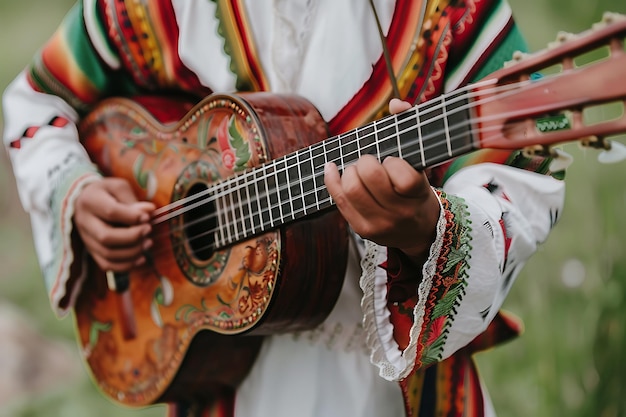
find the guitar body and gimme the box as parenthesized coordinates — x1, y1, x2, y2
(74, 93, 349, 405)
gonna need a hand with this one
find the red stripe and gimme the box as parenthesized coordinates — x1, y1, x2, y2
(50, 116, 70, 127)
(448, 0, 498, 57)
(156, 1, 210, 95)
(23, 126, 40, 138)
(327, 0, 422, 135)
(466, 356, 485, 417)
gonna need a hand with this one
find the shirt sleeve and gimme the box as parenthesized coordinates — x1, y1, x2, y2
(1, 1, 123, 316)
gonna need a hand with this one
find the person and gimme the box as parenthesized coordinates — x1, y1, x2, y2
(2, 1, 566, 416)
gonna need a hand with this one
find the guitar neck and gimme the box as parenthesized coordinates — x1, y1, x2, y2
(212, 90, 477, 247)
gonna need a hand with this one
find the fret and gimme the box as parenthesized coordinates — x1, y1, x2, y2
(286, 153, 303, 218)
(227, 177, 240, 243)
(265, 163, 280, 228)
(235, 175, 249, 239)
(215, 189, 227, 247)
(394, 115, 403, 160)
(274, 157, 293, 223)
(256, 165, 271, 231)
(225, 181, 236, 243)
(339, 131, 358, 166)
(246, 170, 260, 235)
(416, 91, 474, 167)
(395, 108, 423, 169)
(419, 99, 447, 166)
(311, 142, 329, 209)
(325, 135, 341, 169)
(374, 116, 399, 159)
(416, 107, 425, 168)
(445, 91, 475, 159)
(338, 134, 346, 172)
(441, 95, 453, 157)
(232, 180, 243, 242)
(298, 147, 316, 215)
(355, 123, 377, 158)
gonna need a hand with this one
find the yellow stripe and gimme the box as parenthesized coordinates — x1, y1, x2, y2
(125, 0, 167, 85)
(396, 0, 451, 100)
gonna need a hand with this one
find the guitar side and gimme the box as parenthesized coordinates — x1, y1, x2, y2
(73, 93, 349, 406)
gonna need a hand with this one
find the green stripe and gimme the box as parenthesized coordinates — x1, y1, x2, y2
(445, 0, 527, 86)
(470, 23, 528, 82)
(64, 2, 110, 91)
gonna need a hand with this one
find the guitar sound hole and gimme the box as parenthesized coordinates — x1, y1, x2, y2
(183, 182, 216, 262)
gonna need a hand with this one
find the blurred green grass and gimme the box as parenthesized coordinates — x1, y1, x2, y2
(0, 1, 625, 416)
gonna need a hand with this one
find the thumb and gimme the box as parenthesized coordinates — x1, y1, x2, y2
(389, 98, 412, 115)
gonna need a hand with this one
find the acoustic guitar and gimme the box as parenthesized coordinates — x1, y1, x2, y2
(74, 13, 626, 407)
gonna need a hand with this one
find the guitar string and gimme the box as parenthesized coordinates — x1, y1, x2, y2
(150, 76, 528, 226)
(151, 77, 507, 221)
(142, 77, 554, 257)
(148, 120, 505, 258)
(145, 77, 544, 255)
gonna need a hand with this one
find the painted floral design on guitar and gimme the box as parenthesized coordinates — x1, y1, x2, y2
(175, 236, 278, 330)
(215, 114, 252, 171)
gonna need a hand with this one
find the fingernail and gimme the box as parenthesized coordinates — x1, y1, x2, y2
(134, 256, 146, 267)
(142, 239, 153, 250)
(139, 213, 149, 223)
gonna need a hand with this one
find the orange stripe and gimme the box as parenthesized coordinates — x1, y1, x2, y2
(40, 33, 99, 104)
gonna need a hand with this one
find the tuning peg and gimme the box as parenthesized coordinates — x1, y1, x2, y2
(597, 140, 626, 164)
(549, 148, 574, 172)
(548, 31, 577, 49)
(599, 12, 626, 27)
(504, 50, 529, 67)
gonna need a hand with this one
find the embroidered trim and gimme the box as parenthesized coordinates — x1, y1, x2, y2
(361, 186, 446, 381)
(104, 0, 154, 87)
(418, 191, 472, 367)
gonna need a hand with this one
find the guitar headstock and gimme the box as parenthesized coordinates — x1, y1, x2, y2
(472, 12, 626, 164)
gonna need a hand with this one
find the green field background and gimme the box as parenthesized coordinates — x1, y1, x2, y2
(0, 1, 625, 416)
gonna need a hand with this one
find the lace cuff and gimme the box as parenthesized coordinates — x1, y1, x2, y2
(360, 187, 447, 381)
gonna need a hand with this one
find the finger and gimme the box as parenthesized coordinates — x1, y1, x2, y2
(81, 229, 152, 270)
(324, 162, 369, 222)
(83, 231, 151, 262)
(84, 190, 155, 226)
(389, 98, 412, 114)
(351, 155, 398, 208)
(323, 162, 344, 204)
(82, 216, 152, 248)
(380, 157, 430, 199)
(90, 251, 146, 273)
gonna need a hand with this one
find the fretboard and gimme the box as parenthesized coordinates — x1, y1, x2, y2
(213, 90, 477, 247)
